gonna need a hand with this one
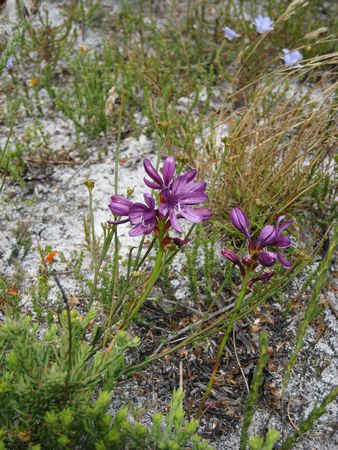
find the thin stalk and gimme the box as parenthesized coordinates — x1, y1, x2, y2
(280, 225, 337, 444)
(198, 272, 250, 416)
(120, 244, 165, 330)
(114, 95, 124, 195)
(134, 236, 154, 271)
(88, 225, 114, 308)
(103, 228, 120, 345)
(88, 186, 97, 268)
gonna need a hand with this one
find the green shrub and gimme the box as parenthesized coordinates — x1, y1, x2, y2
(0, 313, 211, 449)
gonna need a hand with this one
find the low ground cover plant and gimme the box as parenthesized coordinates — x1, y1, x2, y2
(0, 1, 337, 449)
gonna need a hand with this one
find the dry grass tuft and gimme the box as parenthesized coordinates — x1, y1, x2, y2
(200, 51, 337, 224)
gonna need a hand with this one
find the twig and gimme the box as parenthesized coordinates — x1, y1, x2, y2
(287, 399, 300, 431)
(179, 361, 183, 391)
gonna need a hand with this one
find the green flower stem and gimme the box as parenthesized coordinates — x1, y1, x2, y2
(89, 225, 114, 308)
(120, 243, 165, 330)
(103, 228, 120, 347)
(87, 186, 96, 267)
(114, 95, 124, 195)
(198, 273, 250, 416)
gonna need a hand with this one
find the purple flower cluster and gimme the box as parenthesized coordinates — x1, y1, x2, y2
(222, 207, 294, 284)
(108, 157, 212, 238)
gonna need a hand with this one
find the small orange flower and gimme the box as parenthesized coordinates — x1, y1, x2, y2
(44, 250, 58, 264)
(5, 285, 19, 296)
(27, 78, 39, 87)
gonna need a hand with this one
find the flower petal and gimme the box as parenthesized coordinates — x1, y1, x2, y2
(144, 177, 161, 190)
(277, 252, 292, 269)
(143, 193, 155, 209)
(275, 235, 291, 249)
(107, 218, 129, 225)
(162, 156, 175, 186)
(109, 195, 133, 216)
(129, 203, 155, 225)
(278, 219, 293, 234)
(159, 203, 169, 218)
(221, 248, 241, 265)
(256, 271, 275, 283)
(178, 191, 208, 205)
(143, 159, 163, 187)
(256, 225, 276, 248)
(180, 207, 212, 223)
(129, 223, 147, 236)
(230, 207, 251, 240)
(170, 209, 183, 233)
(258, 251, 277, 267)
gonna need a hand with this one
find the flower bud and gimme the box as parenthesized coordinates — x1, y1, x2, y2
(230, 207, 251, 240)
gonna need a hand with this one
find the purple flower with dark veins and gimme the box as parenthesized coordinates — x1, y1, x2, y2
(228, 207, 294, 270)
(257, 250, 277, 267)
(108, 156, 212, 239)
(158, 169, 212, 233)
(128, 194, 158, 236)
(271, 215, 293, 268)
(230, 207, 251, 241)
(108, 194, 157, 236)
(108, 195, 134, 224)
(143, 156, 175, 196)
(255, 225, 277, 249)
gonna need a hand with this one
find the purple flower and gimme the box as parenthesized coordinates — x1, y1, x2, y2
(108, 156, 211, 239)
(230, 207, 251, 240)
(230, 208, 277, 250)
(128, 194, 158, 236)
(108, 194, 157, 236)
(257, 250, 277, 267)
(255, 225, 276, 249)
(158, 170, 212, 233)
(272, 215, 293, 268)
(253, 15, 274, 34)
(223, 26, 240, 40)
(229, 207, 294, 270)
(256, 216, 293, 268)
(143, 157, 175, 192)
(108, 195, 134, 224)
(282, 49, 303, 67)
(6, 55, 14, 71)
